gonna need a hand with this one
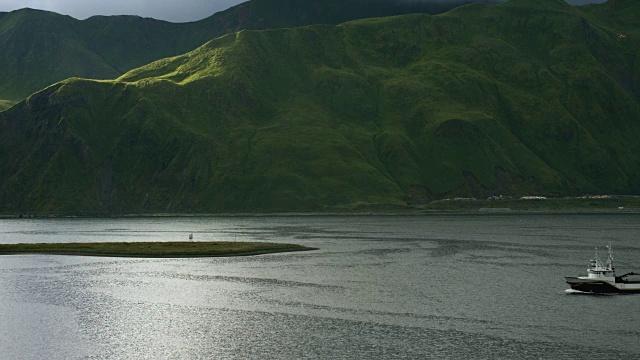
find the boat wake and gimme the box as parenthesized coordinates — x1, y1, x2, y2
(565, 289, 584, 294)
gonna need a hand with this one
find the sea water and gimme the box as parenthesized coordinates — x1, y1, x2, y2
(1, 214, 639, 359)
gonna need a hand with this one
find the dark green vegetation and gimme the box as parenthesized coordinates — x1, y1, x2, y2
(426, 196, 640, 211)
(0, 100, 14, 112)
(0, 0, 482, 102)
(0, 241, 313, 257)
(1, 0, 639, 214)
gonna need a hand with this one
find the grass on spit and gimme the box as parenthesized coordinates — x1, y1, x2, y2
(0, 241, 315, 258)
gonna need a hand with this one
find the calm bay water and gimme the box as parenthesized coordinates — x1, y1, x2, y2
(1, 214, 639, 359)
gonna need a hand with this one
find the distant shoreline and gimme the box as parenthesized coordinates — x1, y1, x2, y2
(2, 197, 640, 218)
(1, 209, 639, 219)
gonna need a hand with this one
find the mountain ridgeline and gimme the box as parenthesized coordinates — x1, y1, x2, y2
(0, 0, 487, 102)
(1, 0, 639, 214)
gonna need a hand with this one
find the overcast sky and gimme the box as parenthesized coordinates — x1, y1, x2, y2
(0, 0, 608, 23)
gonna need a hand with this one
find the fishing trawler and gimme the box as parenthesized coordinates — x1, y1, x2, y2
(565, 245, 640, 294)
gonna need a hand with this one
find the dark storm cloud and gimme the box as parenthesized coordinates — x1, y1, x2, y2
(0, 0, 610, 22)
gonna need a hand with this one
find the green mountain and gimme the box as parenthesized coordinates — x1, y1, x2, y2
(0, 0, 482, 103)
(1, 0, 639, 214)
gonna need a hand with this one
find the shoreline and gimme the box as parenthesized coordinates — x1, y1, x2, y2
(0, 242, 317, 258)
(1, 209, 640, 219)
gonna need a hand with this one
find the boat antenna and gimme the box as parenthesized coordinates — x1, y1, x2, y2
(607, 243, 614, 270)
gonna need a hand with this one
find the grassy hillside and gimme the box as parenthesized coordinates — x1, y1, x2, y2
(1, 0, 639, 214)
(0, 100, 14, 112)
(0, 0, 484, 102)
